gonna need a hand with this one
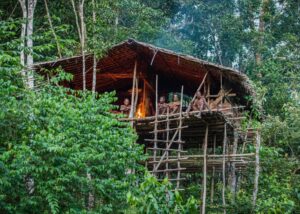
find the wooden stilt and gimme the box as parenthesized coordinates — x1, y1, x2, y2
(210, 134, 216, 204)
(207, 75, 211, 106)
(252, 131, 261, 209)
(129, 60, 137, 119)
(230, 130, 238, 199)
(153, 75, 158, 176)
(165, 107, 170, 178)
(222, 123, 227, 214)
(220, 73, 223, 108)
(201, 124, 209, 214)
(176, 86, 184, 189)
(133, 77, 139, 115)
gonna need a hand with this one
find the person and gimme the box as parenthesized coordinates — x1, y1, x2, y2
(120, 98, 131, 116)
(157, 96, 168, 115)
(192, 91, 209, 115)
(169, 94, 181, 114)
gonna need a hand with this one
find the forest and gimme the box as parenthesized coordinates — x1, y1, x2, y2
(0, 0, 299, 213)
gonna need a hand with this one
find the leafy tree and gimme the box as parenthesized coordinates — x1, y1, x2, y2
(126, 174, 198, 214)
(0, 73, 145, 213)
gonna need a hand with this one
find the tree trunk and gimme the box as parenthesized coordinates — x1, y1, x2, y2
(87, 172, 94, 210)
(70, 0, 86, 90)
(26, 0, 37, 89)
(44, 0, 62, 58)
(18, 0, 27, 70)
(70, 0, 82, 42)
(92, 0, 97, 93)
(78, 1, 86, 91)
(255, 0, 269, 67)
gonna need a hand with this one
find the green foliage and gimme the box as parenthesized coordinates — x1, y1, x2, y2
(1, 1, 300, 213)
(0, 69, 145, 213)
(126, 174, 198, 214)
(255, 146, 295, 213)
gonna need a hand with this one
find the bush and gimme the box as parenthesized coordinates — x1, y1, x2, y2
(0, 81, 145, 213)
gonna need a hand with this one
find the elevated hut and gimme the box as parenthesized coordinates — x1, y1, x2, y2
(34, 39, 260, 211)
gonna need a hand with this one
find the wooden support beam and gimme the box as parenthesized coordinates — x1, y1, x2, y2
(252, 131, 261, 209)
(119, 106, 246, 122)
(150, 168, 186, 173)
(149, 126, 188, 133)
(144, 139, 185, 144)
(152, 75, 158, 176)
(165, 107, 170, 178)
(147, 148, 187, 152)
(230, 130, 238, 200)
(129, 60, 137, 119)
(133, 77, 139, 116)
(201, 124, 209, 214)
(186, 71, 208, 113)
(176, 86, 184, 189)
(157, 178, 186, 181)
(222, 123, 227, 214)
(152, 122, 180, 172)
(148, 157, 188, 164)
(210, 134, 216, 204)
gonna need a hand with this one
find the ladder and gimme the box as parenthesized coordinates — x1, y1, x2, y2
(145, 87, 187, 189)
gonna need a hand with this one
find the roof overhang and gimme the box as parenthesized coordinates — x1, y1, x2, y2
(33, 39, 255, 101)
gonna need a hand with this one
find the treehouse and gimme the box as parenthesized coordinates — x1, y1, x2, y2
(34, 39, 260, 211)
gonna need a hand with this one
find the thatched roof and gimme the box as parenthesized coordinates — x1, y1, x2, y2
(33, 39, 255, 101)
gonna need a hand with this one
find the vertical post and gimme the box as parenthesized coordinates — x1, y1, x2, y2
(230, 130, 238, 199)
(210, 134, 216, 204)
(133, 77, 139, 115)
(186, 72, 208, 113)
(222, 123, 227, 214)
(252, 131, 261, 209)
(153, 75, 158, 176)
(201, 124, 209, 214)
(142, 79, 146, 116)
(176, 86, 184, 189)
(220, 73, 223, 108)
(165, 107, 170, 178)
(129, 60, 137, 118)
(207, 75, 211, 106)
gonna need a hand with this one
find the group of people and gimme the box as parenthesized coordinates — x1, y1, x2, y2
(157, 92, 209, 115)
(119, 91, 209, 116)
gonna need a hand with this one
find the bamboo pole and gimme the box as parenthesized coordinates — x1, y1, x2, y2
(210, 134, 216, 204)
(220, 73, 223, 108)
(153, 125, 180, 172)
(252, 131, 261, 209)
(207, 75, 211, 106)
(152, 75, 159, 176)
(142, 79, 146, 116)
(147, 153, 255, 159)
(129, 60, 137, 118)
(165, 107, 170, 178)
(119, 106, 246, 122)
(201, 124, 209, 214)
(222, 123, 227, 214)
(176, 86, 184, 189)
(230, 131, 238, 199)
(133, 77, 139, 115)
(186, 72, 208, 113)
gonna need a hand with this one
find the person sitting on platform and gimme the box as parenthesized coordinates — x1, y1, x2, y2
(169, 94, 181, 114)
(158, 96, 168, 115)
(120, 98, 131, 116)
(192, 91, 209, 117)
